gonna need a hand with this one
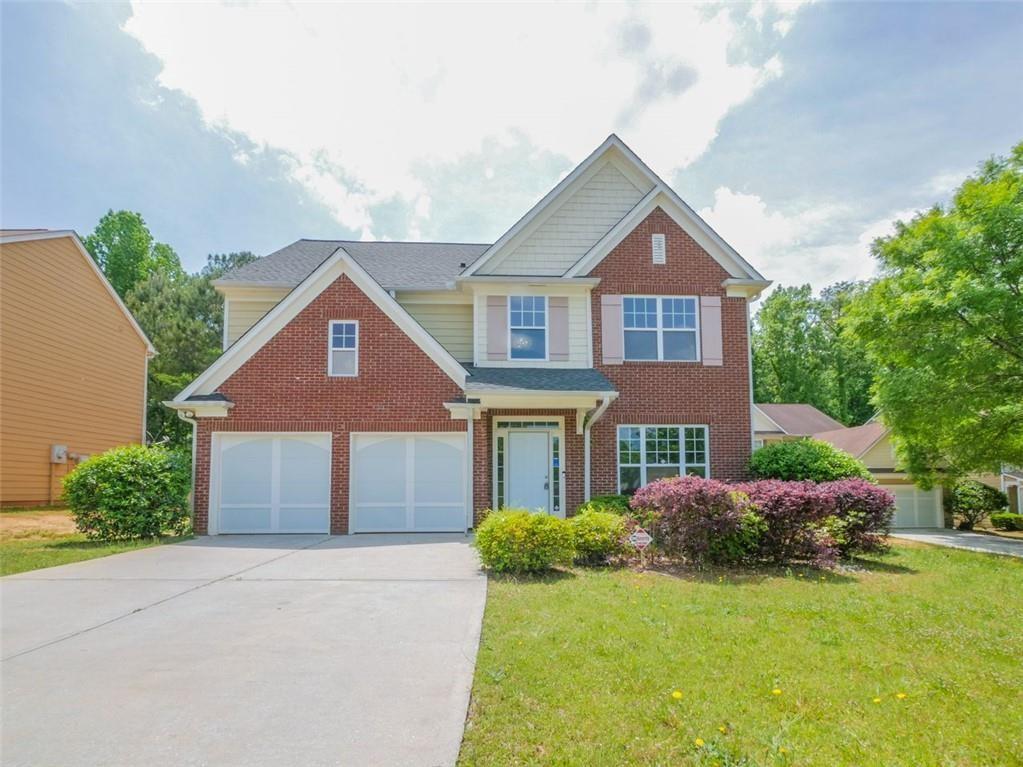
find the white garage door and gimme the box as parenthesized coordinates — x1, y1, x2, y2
(884, 484, 942, 528)
(351, 433, 467, 533)
(214, 434, 331, 534)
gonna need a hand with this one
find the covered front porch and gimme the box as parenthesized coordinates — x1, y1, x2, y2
(445, 366, 617, 525)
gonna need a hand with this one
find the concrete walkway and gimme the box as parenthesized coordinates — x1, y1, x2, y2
(1, 534, 486, 767)
(891, 529, 1023, 558)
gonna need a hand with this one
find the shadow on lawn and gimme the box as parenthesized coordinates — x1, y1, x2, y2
(46, 535, 192, 551)
(637, 552, 918, 586)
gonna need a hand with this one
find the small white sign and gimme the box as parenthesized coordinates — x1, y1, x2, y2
(629, 528, 653, 550)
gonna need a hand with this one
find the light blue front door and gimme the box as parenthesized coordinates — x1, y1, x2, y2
(507, 431, 550, 512)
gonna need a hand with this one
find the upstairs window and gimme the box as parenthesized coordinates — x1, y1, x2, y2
(329, 321, 358, 376)
(623, 296, 699, 361)
(509, 295, 547, 360)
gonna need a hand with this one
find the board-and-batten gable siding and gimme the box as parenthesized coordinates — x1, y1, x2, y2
(0, 238, 148, 504)
(485, 161, 651, 276)
(474, 290, 589, 367)
(397, 299, 474, 363)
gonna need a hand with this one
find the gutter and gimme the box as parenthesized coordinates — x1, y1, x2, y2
(583, 393, 617, 502)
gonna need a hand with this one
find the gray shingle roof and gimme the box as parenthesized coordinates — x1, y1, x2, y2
(464, 366, 616, 393)
(217, 239, 490, 290)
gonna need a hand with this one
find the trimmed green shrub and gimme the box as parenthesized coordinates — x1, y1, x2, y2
(475, 509, 574, 573)
(748, 438, 873, 483)
(63, 444, 191, 540)
(945, 480, 1008, 530)
(575, 494, 631, 516)
(570, 511, 626, 565)
(991, 512, 1023, 531)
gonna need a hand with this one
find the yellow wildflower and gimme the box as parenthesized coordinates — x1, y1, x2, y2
(671, 690, 683, 700)
(872, 697, 882, 704)
(718, 725, 728, 734)
(694, 738, 705, 748)
(772, 688, 782, 695)
(897, 692, 907, 699)
(779, 746, 789, 754)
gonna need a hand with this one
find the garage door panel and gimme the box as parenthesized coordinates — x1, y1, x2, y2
(884, 484, 941, 528)
(220, 440, 273, 505)
(279, 440, 330, 506)
(221, 506, 272, 532)
(352, 434, 466, 533)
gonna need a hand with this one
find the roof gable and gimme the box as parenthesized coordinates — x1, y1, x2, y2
(755, 404, 845, 435)
(0, 230, 155, 355)
(813, 422, 889, 458)
(175, 247, 467, 401)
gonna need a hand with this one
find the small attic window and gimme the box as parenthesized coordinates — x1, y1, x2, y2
(651, 233, 666, 264)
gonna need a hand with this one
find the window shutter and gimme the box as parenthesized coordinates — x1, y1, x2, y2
(549, 297, 569, 362)
(601, 294, 623, 365)
(651, 233, 666, 264)
(700, 296, 723, 366)
(486, 295, 508, 360)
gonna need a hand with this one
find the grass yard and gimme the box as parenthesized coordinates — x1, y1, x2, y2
(459, 542, 1022, 767)
(0, 508, 187, 576)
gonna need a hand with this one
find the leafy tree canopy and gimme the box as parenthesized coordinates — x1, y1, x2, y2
(753, 282, 875, 425)
(845, 142, 1023, 483)
(83, 210, 183, 297)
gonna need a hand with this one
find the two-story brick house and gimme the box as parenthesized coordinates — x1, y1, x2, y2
(167, 135, 770, 535)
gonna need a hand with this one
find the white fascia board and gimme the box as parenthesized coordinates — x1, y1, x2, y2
(175, 247, 467, 401)
(724, 278, 773, 300)
(162, 400, 233, 418)
(565, 189, 766, 282)
(462, 135, 654, 278)
(456, 275, 601, 286)
(470, 391, 616, 410)
(2, 230, 157, 355)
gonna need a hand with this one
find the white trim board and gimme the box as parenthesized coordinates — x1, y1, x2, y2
(175, 247, 467, 401)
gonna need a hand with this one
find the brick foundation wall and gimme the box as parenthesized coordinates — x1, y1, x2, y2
(192, 273, 464, 534)
(588, 207, 753, 492)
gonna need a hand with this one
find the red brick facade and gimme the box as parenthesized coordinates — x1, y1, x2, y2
(587, 207, 753, 492)
(192, 273, 464, 534)
(190, 207, 753, 534)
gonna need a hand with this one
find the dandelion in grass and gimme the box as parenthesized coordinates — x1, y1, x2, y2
(694, 738, 705, 747)
(772, 688, 782, 696)
(779, 746, 789, 755)
(897, 692, 907, 699)
(872, 697, 882, 704)
(671, 690, 683, 700)
(718, 725, 728, 734)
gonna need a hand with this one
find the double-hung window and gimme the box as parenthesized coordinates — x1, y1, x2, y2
(328, 321, 358, 376)
(617, 425, 708, 492)
(509, 295, 547, 360)
(623, 296, 699, 361)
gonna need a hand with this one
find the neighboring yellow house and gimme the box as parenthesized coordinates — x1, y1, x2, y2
(752, 403, 844, 449)
(0, 230, 155, 506)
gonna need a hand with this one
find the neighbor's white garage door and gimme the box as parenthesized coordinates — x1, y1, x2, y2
(214, 433, 331, 534)
(351, 433, 466, 533)
(883, 483, 943, 528)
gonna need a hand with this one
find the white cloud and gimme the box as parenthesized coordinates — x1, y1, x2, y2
(699, 187, 921, 291)
(122, 1, 810, 239)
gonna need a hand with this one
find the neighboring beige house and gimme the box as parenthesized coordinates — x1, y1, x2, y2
(753, 403, 844, 449)
(1002, 466, 1022, 514)
(0, 230, 155, 506)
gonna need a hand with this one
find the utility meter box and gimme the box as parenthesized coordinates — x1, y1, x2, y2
(50, 444, 68, 464)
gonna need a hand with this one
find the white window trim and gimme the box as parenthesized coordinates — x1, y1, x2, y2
(507, 295, 549, 362)
(622, 295, 701, 362)
(328, 320, 359, 377)
(616, 424, 710, 492)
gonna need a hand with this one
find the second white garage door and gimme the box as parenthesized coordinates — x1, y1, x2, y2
(883, 484, 943, 528)
(350, 433, 467, 533)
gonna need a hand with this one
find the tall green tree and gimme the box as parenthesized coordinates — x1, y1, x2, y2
(83, 210, 183, 297)
(845, 142, 1023, 483)
(752, 283, 875, 425)
(126, 251, 257, 445)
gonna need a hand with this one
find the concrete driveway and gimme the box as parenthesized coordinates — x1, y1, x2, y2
(891, 528, 1023, 558)
(1, 534, 486, 767)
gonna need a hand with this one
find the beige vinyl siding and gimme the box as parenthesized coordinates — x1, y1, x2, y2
(474, 289, 590, 367)
(226, 299, 284, 346)
(486, 161, 650, 276)
(0, 237, 149, 505)
(398, 300, 473, 362)
(861, 433, 897, 470)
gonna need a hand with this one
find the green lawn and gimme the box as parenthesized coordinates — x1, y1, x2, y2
(459, 543, 1023, 767)
(0, 509, 188, 576)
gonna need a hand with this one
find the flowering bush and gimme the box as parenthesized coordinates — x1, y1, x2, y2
(749, 438, 872, 482)
(734, 480, 839, 567)
(475, 509, 574, 573)
(570, 510, 626, 565)
(630, 476, 763, 566)
(818, 479, 895, 555)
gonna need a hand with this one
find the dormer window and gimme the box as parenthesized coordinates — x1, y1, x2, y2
(329, 321, 358, 376)
(509, 296, 547, 360)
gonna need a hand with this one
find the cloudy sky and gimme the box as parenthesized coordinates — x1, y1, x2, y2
(3, 1, 1021, 291)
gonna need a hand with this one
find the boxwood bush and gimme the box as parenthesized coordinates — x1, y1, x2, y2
(991, 512, 1023, 531)
(63, 444, 191, 540)
(945, 479, 1008, 530)
(475, 509, 574, 573)
(748, 438, 872, 483)
(570, 510, 626, 565)
(575, 494, 631, 516)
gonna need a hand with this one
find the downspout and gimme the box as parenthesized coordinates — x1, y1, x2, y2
(175, 409, 199, 530)
(583, 394, 616, 502)
(746, 300, 755, 453)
